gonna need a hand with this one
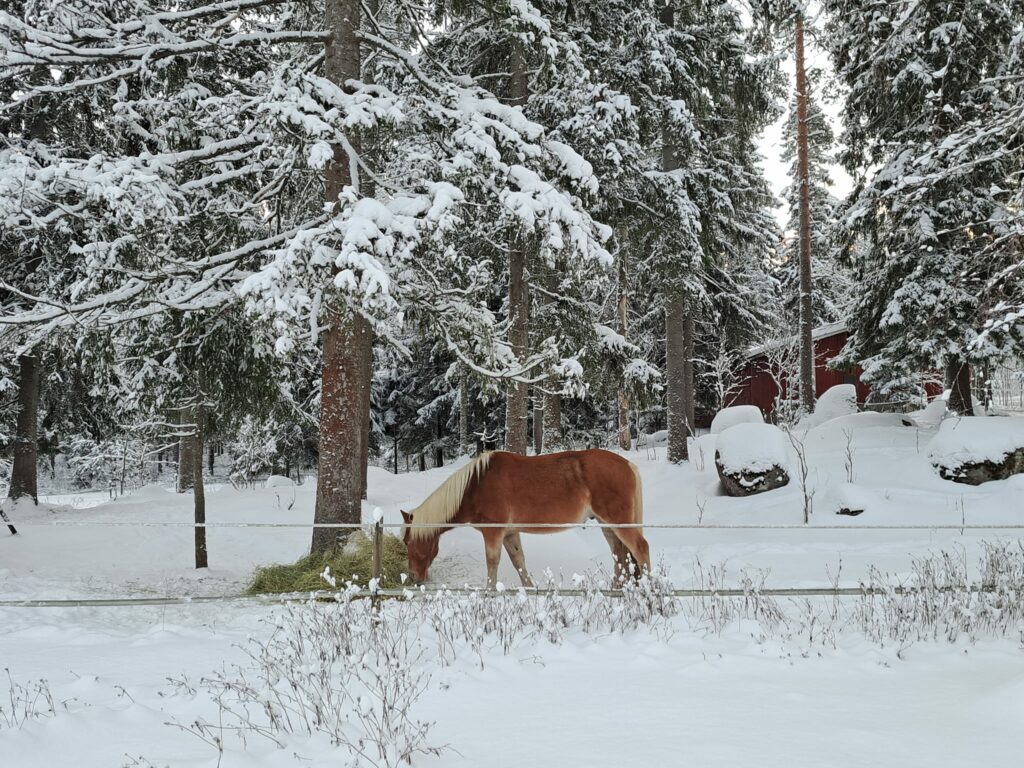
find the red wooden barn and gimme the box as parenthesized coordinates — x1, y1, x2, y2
(727, 322, 870, 418)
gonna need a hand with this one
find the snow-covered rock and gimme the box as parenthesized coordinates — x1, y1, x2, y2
(710, 405, 763, 435)
(715, 423, 790, 497)
(929, 416, 1024, 485)
(801, 384, 858, 429)
(264, 475, 296, 488)
(830, 483, 882, 517)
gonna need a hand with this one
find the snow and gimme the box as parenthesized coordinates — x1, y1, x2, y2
(715, 422, 789, 474)
(4, 418, 1024, 766)
(929, 416, 1024, 469)
(801, 383, 858, 429)
(264, 474, 295, 488)
(709, 404, 763, 435)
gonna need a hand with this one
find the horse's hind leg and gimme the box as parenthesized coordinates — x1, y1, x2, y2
(600, 528, 635, 585)
(482, 528, 505, 589)
(503, 532, 534, 588)
(611, 528, 651, 579)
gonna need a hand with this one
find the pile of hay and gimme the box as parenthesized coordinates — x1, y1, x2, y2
(247, 530, 411, 594)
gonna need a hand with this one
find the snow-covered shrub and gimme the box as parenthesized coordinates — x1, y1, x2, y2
(709, 405, 763, 435)
(929, 416, 1024, 484)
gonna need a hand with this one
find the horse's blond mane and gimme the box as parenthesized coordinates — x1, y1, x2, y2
(406, 452, 493, 540)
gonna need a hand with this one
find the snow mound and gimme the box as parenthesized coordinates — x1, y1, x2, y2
(807, 411, 917, 442)
(913, 397, 947, 427)
(928, 417, 1024, 470)
(710, 405, 763, 435)
(830, 483, 882, 516)
(801, 384, 858, 429)
(715, 423, 788, 474)
(264, 475, 296, 488)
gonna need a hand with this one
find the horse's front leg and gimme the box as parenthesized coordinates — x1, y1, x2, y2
(503, 532, 534, 588)
(482, 528, 505, 589)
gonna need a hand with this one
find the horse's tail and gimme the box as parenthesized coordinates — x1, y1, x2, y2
(629, 462, 644, 525)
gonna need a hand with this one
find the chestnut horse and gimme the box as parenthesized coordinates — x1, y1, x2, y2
(401, 449, 650, 587)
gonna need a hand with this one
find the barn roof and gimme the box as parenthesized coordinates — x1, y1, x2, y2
(744, 320, 849, 360)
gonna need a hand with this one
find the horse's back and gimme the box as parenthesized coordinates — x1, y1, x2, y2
(471, 450, 638, 527)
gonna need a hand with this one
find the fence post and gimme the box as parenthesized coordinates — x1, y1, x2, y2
(371, 515, 384, 613)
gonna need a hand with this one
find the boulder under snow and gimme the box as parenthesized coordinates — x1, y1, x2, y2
(929, 416, 1024, 485)
(800, 384, 858, 429)
(715, 422, 790, 497)
(710, 405, 763, 435)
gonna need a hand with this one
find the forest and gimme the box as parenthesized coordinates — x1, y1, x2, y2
(2, 0, 1023, 554)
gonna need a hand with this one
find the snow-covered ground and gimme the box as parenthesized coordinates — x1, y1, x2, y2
(2, 415, 1023, 766)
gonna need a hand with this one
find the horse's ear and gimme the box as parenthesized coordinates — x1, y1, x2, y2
(401, 510, 412, 524)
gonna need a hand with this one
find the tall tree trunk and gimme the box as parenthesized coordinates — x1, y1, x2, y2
(533, 391, 544, 454)
(795, 13, 816, 413)
(359, 325, 372, 500)
(661, 2, 691, 463)
(946, 360, 975, 416)
(312, 0, 364, 554)
(544, 392, 562, 451)
(176, 408, 196, 493)
(193, 399, 208, 569)
(459, 370, 471, 456)
(8, 353, 40, 503)
(434, 409, 444, 467)
(504, 43, 530, 455)
(616, 253, 631, 451)
(665, 294, 690, 462)
(314, 313, 366, 553)
(682, 302, 695, 438)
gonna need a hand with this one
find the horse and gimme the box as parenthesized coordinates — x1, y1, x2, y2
(400, 449, 650, 588)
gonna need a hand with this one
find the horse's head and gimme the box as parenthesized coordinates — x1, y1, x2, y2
(401, 510, 439, 583)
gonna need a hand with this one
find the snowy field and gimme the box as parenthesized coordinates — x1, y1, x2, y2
(2, 416, 1024, 766)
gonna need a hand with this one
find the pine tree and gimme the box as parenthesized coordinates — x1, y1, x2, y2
(824, 0, 1024, 412)
(776, 73, 852, 327)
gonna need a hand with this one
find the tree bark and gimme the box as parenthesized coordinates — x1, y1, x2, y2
(312, 0, 364, 554)
(795, 13, 816, 413)
(533, 392, 544, 454)
(543, 392, 562, 451)
(682, 303, 695, 438)
(616, 253, 631, 451)
(193, 399, 208, 569)
(666, 293, 690, 462)
(8, 353, 40, 503)
(946, 360, 975, 416)
(504, 43, 530, 455)
(359, 325, 372, 500)
(459, 370, 471, 456)
(176, 408, 196, 493)
(434, 408, 444, 467)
